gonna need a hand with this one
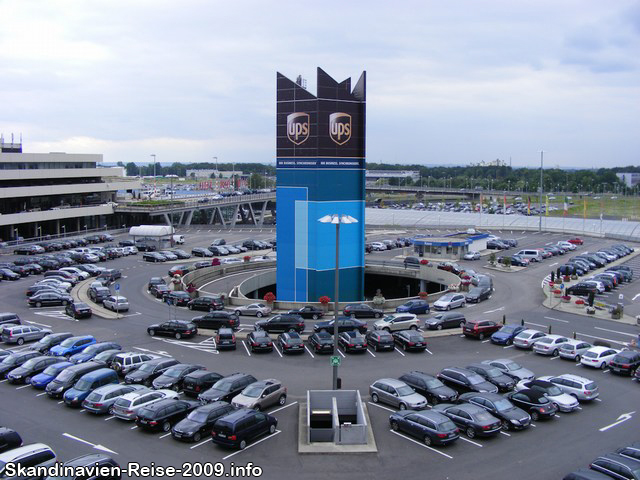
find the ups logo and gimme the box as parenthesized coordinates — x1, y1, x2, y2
(287, 112, 310, 145)
(329, 112, 351, 145)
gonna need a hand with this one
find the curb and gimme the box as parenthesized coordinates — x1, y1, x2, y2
(72, 278, 120, 319)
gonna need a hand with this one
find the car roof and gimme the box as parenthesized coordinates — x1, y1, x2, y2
(588, 346, 615, 353)
(555, 373, 591, 383)
(376, 378, 408, 388)
(516, 388, 546, 401)
(516, 329, 542, 336)
(595, 453, 640, 469)
(460, 391, 503, 402)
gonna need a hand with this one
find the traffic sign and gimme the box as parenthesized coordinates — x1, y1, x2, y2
(330, 356, 341, 367)
(114, 283, 120, 291)
(559, 284, 564, 290)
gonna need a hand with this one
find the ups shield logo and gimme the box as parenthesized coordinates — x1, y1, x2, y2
(287, 112, 310, 145)
(329, 112, 351, 145)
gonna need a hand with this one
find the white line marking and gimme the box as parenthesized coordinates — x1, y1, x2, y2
(159, 433, 172, 439)
(459, 436, 483, 447)
(500, 431, 511, 437)
(544, 316, 569, 323)
(425, 348, 433, 355)
(550, 356, 559, 360)
(79, 409, 86, 413)
(222, 430, 281, 460)
(530, 424, 536, 427)
(394, 347, 405, 357)
(593, 327, 637, 338)
(632, 293, 640, 301)
(57, 401, 64, 404)
(367, 348, 376, 358)
(549, 262, 558, 267)
(242, 340, 251, 357)
(525, 321, 547, 328)
(190, 438, 212, 449)
(482, 339, 491, 343)
(595, 398, 602, 402)
(130, 425, 138, 429)
(26, 320, 52, 328)
(273, 344, 282, 358)
(304, 345, 315, 358)
(389, 430, 453, 459)
(16, 385, 30, 390)
(483, 307, 505, 314)
(104, 416, 115, 421)
(269, 401, 298, 415)
(337, 348, 346, 358)
(503, 345, 514, 349)
(367, 401, 396, 413)
(36, 392, 46, 397)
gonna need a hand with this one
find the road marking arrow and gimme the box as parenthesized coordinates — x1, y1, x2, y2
(62, 433, 118, 454)
(599, 411, 635, 432)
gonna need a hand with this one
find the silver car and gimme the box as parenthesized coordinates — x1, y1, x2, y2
(513, 329, 547, 349)
(1, 325, 52, 345)
(159, 251, 178, 261)
(369, 378, 427, 410)
(231, 379, 287, 410)
(234, 303, 272, 318)
(514, 379, 579, 412)
(102, 295, 129, 312)
(558, 339, 593, 362)
(373, 313, 420, 332)
(538, 374, 599, 401)
(484, 359, 534, 381)
(433, 293, 466, 311)
(532, 335, 570, 357)
(82, 384, 146, 414)
(111, 388, 179, 420)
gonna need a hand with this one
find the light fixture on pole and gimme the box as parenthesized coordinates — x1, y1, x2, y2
(318, 213, 359, 390)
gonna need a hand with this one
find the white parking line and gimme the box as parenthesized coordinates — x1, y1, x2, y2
(554, 415, 560, 418)
(0, 380, 7, 383)
(269, 401, 298, 415)
(25, 320, 52, 328)
(104, 416, 115, 421)
(602, 369, 610, 374)
(544, 316, 569, 323)
(159, 433, 172, 439)
(389, 430, 453, 459)
(16, 385, 30, 390)
(130, 425, 138, 430)
(595, 398, 602, 402)
(500, 431, 511, 437)
(503, 345, 514, 349)
(79, 409, 86, 413)
(367, 401, 396, 413)
(190, 438, 212, 449)
(242, 341, 251, 357)
(550, 356, 559, 360)
(367, 348, 376, 358)
(337, 348, 346, 358)
(57, 401, 64, 404)
(482, 340, 491, 343)
(525, 321, 547, 328)
(36, 392, 46, 397)
(425, 348, 433, 355)
(222, 430, 281, 460)
(530, 424, 536, 427)
(304, 345, 315, 358)
(273, 344, 283, 358)
(593, 327, 637, 338)
(458, 436, 483, 447)
(394, 347, 405, 357)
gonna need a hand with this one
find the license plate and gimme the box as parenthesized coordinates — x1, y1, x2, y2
(218, 433, 226, 438)
(173, 432, 181, 437)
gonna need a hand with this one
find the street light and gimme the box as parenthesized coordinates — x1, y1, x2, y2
(538, 151, 544, 232)
(36, 226, 42, 241)
(318, 213, 359, 390)
(84, 224, 88, 235)
(61, 225, 66, 237)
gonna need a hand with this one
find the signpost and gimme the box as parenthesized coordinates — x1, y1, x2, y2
(114, 284, 120, 320)
(330, 356, 341, 367)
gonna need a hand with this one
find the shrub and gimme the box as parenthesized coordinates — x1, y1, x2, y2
(318, 296, 330, 305)
(243, 255, 251, 262)
(575, 299, 585, 305)
(264, 291, 276, 303)
(418, 291, 428, 298)
(420, 259, 428, 265)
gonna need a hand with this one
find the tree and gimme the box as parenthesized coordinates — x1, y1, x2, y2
(249, 173, 266, 189)
(125, 162, 139, 176)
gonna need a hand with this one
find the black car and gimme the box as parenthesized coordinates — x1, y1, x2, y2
(0, 268, 20, 280)
(28, 291, 73, 307)
(392, 330, 427, 352)
(135, 398, 199, 432)
(616, 442, 640, 462)
(163, 291, 192, 306)
(423, 312, 466, 330)
(137, 243, 157, 252)
(307, 332, 334, 354)
(506, 389, 558, 421)
(6, 355, 61, 384)
(436, 367, 499, 394)
(343, 304, 383, 319)
(277, 332, 305, 354)
(365, 330, 395, 352)
(389, 410, 460, 446)
(287, 306, 324, 320)
(151, 284, 171, 298)
(246, 330, 274, 353)
(487, 240, 509, 250)
(216, 328, 236, 350)
(608, 350, 640, 376)
(338, 331, 368, 353)
(458, 392, 531, 431)
(88, 286, 111, 303)
(0, 427, 22, 453)
(124, 358, 179, 386)
(183, 370, 224, 398)
(211, 408, 277, 450)
(168, 265, 192, 276)
(152, 364, 205, 390)
(566, 283, 598, 296)
(399, 371, 458, 404)
(187, 296, 224, 312)
(91, 349, 122, 368)
(147, 320, 198, 339)
(431, 403, 502, 439)
(119, 239, 135, 247)
(313, 317, 368, 334)
(29, 332, 73, 354)
(25, 284, 65, 297)
(172, 402, 236, 442)
(65, 302, 92, 319)
(465, 363, 515, 392)
(255, 314, 305, 334)
(465, 287, 491, 303)
(171, 250, 192, 259)
(143, 252, 165, 262)
(191, 311, 239, 330)
(590, 453, 640, 480)
(199, 373, 257, 404)
(148, 277, 166, 291)
(0, 351, 41, 378)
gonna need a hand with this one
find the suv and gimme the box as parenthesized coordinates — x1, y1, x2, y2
(538, 374, 599, 401)
(608, 350, 640, 376)
(211, 409, 278, 450)
(395, 299, 430, 315)
(343, 304, 383, 319)
(463, 319, 501, 340)
(0, 444, 56, 476)
(147, 320, 198, 339)
(111, 352, 156, 375)
(403, 256, 421, 268)
(191, 312, 239, 330)
(373, 313, 419, 332)
(124, 358, 179, 386)
(199, 373, 258, 404)
(0, 313, 20, 327)
(231, 379, 287, 410)
(183, 371, 223, 398)
(148, 277, 166, 291)
(255, 314, 305, 334)
(436, 367, 498, 394)
(187, 296, 224, 312)
(399, 371, 458, 404)
(424, 312, 466, 330)
(1, 325, 51, 345)
(88, 285, 111, 303)
(135, 398, 199, 432)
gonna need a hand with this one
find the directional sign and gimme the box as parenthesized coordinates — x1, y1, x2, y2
(559, 284, 564, 290)
(599, 411, 635, 432)
(114, 283, 120, 291)
(330, 356, 341, 367)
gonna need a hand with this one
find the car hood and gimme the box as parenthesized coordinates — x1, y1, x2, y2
(65, 387, 88, 399)
(401, 393, 427, 405)
(433, 300, 448, 306)
(491, 332, 511, 339)
(31, 373, 54, 384)
(69, 353, 92, 362)
(493, 374, 515, 386)
(174, 418, 203, 433)
(547, 392, 578, 406)
(500, 407, 530, 422)
(8, 366, 30, 376)
(199, 388, 226, 401)
(254, 320, 267, 328)
(373, 320, 390, 329)
(507, 368, 534, 380)
(430, 385, 457, 399)
(153, 375, 177, 387)
(475, 381, 499, 393)
(232, 394, 255, 407)
(126, 370, 152, 381)
(49, 346, 67, 355)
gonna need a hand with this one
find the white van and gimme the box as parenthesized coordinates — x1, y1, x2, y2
(516, 249, 543, 262)
(173, 235, 185, 245)
(0, 443, 57, 479)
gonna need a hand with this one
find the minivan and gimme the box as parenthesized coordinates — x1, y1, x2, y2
(45, 361, 103, 398)
(211, 409, 278, 450)
(0, 313, 21, 327)
(0, 443, 56, 479)
(173, 235, 185, 244)
(63, 367, 119, 407)
(516, 250, 543, 263)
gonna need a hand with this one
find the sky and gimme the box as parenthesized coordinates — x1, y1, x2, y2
(1, 0, 639, 169)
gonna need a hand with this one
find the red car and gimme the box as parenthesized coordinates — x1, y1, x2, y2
(568, 238, 583, 245)
(536, 249, 553, 259)
(462, 319, 501, 340)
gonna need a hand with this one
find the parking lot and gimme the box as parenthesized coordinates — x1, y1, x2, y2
(0, 227, 638, 479)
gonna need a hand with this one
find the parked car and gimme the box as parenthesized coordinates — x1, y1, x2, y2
(111, 389, 179, 421)
(313, 317, 368, 334)
(580, 346, 619, 369)
(246, 330, 274, 353)
(365, 330, 395, 352)
(45, 361, 103, 398)
(255, 314, 305, 333)
(232, 379, 287, 410)
(0, 427, 23, 453)
(6, 356, 60, 384)
(389, 410, 460, 446)
(147, 320, 197, 339)
(28, 291, 73, 307)
(338, 331, 368, 353)
(398, 371, 458, 404)
(63, 367, 120, 407)
(91, 349, 122, 368)
(216, 328, 236, 350)
(558, 339, 593, 362)
(30, 361, 73, 389)
(374, 313, 419, 332)
(395, 299, 430, 314)
(490, 325, 525, 346)
(608, 350, 640, 376)
(286, 305, 324, 320)
(135, 398, 199, 432)
(532, 335, 570, 356)
(81, 384, 146, 415)
(392, 330, 427, 352)
(49, 335, 96, 358)
(433, 293, 466, 311)
(277, 332, 305, 354)
(210, 409, 278, 450)
(124, 358, 179, 386)
(465, 363, 515, 392)
(463, 251, 481, 260)
(172, 402, 236, 442)
(88, 286, 111, 304)
(191, 311, 239, 331)
(590, 454, 640, 480)
(152, 364, 205, 391)
(102, 295, 129, 312)
(163, 291, 191, 306)
(29, 332, 73, 354)
(431, 403, 502, 438)
(484, 359, 534, 381)
(463, 319, 501, 340)
(566, 283, 598, 297)
(545, 372, 598, 402)
(111, 352, 156, 376)
(369, 378, 428, 410)
(513, 329, 547, 349)
(343, 304, 383, 319)
(1, 325, 51, 345)
(436, 367, 498, 394)
(234, 303, 272, 318)
(187, 296, 224, 312)
(191, 247, 213, 257)
(199, 373, 258, 404)
(424, 312, 466, 331)
(514, 379, 580, 412)
(69, 342, 121, 364)
(506, 389, 558, 421)
(183, 371, 224, 398)
(65, 302, 92, 319)
(0, 443, 57, 476)
(458, 392, 531, 431)
(465, 287, 491, 304)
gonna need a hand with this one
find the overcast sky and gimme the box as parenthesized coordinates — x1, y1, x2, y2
(1, 0, 638, 168)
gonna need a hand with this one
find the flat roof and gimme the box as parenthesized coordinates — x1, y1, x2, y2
(412, 236, 472, 246)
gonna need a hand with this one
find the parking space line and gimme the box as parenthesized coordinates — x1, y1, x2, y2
(273, 344, 282, 358)
(602, 369, 610, 374)
(367, 348, 376, 358)
(16, 385, 30, 390)
(544, 316, 569, 323)
(458, 436, 483, 447)
(190, 438, 212, 449)
(525, 321, 547, 328)
(0, 380, 7, 383)
(425, 348, 433, 355)
(500, 431, 510, 437)
(104, 416, 115, 421)
(530, 424, 536, 427)
(554, 415, 560, 418)
(304, 345, 315, 358)
(57, 401, 64, 404)
(159, 433, 172, 439)
(242, 341, 251, 357)
(575, 363, 581, 366)
(593, 326, 637, 338)
(550, 356, 559, 360)
(79, 409, 86, 413)
(222, 430, 281, 460)
(482, 340, 490, 343)
(337, 348, 346, 358)
(595, 398, 602, 402)
(394, 347, 405, 357)
(36, 392, 46, 397)
(269, 401, 298, 415)
(389, 430, 453, 459)
(367, 402, 396, 413)
(503, 345, 514, 349)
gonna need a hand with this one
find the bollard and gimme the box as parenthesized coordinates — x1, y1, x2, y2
(502, 314, 506, 325)
(521, 318, 524, 326)
(548, 325, 552, 334)
(573, 331, 577, 339)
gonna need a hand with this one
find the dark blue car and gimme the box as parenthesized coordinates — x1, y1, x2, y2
(490, 325, 525, 346)
(49, 335, 96, 357)
(395, 300, 430, 315)
(30, 361, 72, 389)
(69, 342, 121, 364)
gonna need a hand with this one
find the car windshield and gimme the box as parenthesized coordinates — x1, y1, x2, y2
(500, 326, 518, 333)
(469, 288, 482, 295)
(187, 410, 209, 422)
(504, 362, 521, 371)
(396, 385, 414, 396)
(382, 315, 395, 322)
(86, 392, 102, 402)
(584, 351, 597, 358)
(1, 356, 18, 365)
(241, 385, 264, 398)
(585, 382, 597, 390)
(439, 295, 454, 302)
(546, 385, 563, 396)
(437, 420, 457, 432)
(137, 407, 153, 417)
(60, 338, 77, 348)
(468, 375, 486, 385)
(137, 363, 156, 373)
(163, 368, 184, 378)
(493, 399, 514, 411)
(211, 380, 232, 392)
(56, 369, 76, 382)
(43, 364, 64, 375)
(114, 397, 131, 407)
(425, 379, 444, 388)
(483, 368, 502, 379)
(21, 358, 39, 369)
(537, 338, 552, 344)
(73, 379, 93, 391)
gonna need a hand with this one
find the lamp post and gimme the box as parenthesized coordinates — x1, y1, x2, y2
(151, 154, 157, 195)
(538, 151, 544, 233)
(61, 225, 66, 237)
(36, 226, 42, 242)
(166, 175, 178, 238)
(84, 224, 88, 235)
(318, 213, 359, 390)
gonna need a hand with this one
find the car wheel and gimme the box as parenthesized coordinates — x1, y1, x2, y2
(288, 328, 296, 333)
(399, 403, 407, 411)
(256, 312, 263, 318)
(173, 384, 180, 392)
(17, 337, 24, 346)
(371, 393, 379, 403)
(269, 424, 276, 434)
(374, 313, 381, 319)
(24, 376, 31, 384)
(149, 329, 155, 336)
(552, 349, 559, 357)
(478, 333, 485, 340)
(235, 310, 241, 316)
(423, 435, 432, 446)
(410, 325, 418, 330)
(600, 362, 607, 370)
(431, 397, 439, 405)
(575, 355, 580, 362)
(108, 406, 114, 415)
(193, 432, 201, 442)
(162, 421, 171, 432)
(175, 333, 182, 340)
(62, 300, 68, 306)
(253, 405, 261, 411)
(461, 302, 465, 308)
(36, 302, 42, 308)
(501, 420, 509, 431)
(506, 339, 513, 346)
(436, 324, 443, 331)
(466, 427, 476, 438)
(459, 321, 465, 328)
(188, 305, 193, 310)
(384, 327, 391, 333)
(446, 305, 451, 311)
(278, 394, 286, 405)
(530, 410, 539, 421)
(312, 314, 319, 320)
(391, 420, 399, 431)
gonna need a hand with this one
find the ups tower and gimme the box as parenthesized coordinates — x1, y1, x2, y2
(276, 68, 366, 302)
